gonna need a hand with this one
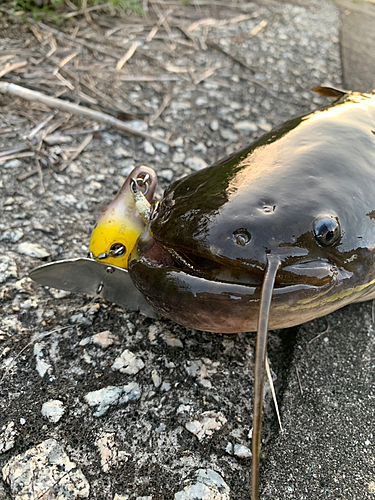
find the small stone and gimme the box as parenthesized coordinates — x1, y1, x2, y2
(20, 298, 38, 310)
(185, 360, 201, 377)
(185, 411, 227, 441)
(233, 444, 251, 458)
(93, 331, 118, 348)
(32, 220, 49, 232)
(34, 343, 52, 378)
(13, 276, 32, 292)
(159, 169, 174, 182)
(193, 142, 207, 154)
(84, 180, 102, 195)
(70, 313, 92, 326)
(80, 331, 118, 349)
(173, 136, 184, 147)
(2, 439, 90, 498)
(54, 193, 79, 207)
(258, 122, 272, 132)
(112, 349, 145, 375)
(233, 121, 258, 133)
(160, 381, 171, 392)
(155, 423, 165, 434)
(177, 405, 192, 415)
(174, 469, 230, 500)
(220, 128, 238, 142)
(67, 161, 82, 174)
(151, 369, 162, 388)
(184, 156, 208, 171)
(195, 96, 207, 106)
(199, 379, 212, 389)
(0, 229, 23, 243)
(162, 335, 183, 348)
(85, 382, 141, 417)
(17, 241, 50, 259)
(85, 386, 123, 417)
(0, 422, 17, 454)
(126, 120, 148, 132)
(172, 151, 186, 163)
(3, 159, 22, 168)
(148, 325, 159, 342)
(113, 495, 130, 500)
(0, 256, 17, 283)
(210, 119, 219, 131)
(41, 400, 65, 423)
(225, 442, 233, 455)
(143, 141, 155, 155)
(121, 163, 135, 177)
(3, 197, 15, 206)
(154, 142, 169, 154)
(136, 497, 152, 500)
(49, 288, 71, 299)
(118, 382, 141, 404)
(114, 146, 133, 158)
(95, 432, 130, 473)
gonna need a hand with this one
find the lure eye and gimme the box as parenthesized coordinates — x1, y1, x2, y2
(232, 228, 251, 246)
(109, 243, 126, 257)
(313, 216, 340, 246)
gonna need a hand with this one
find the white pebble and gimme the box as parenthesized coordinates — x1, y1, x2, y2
(17, 242, 50, 259)
(2, 439, 89, 498)
(41, 400, 65, 423)
(111, 349, 145, 375)
(184, 156, 208, 171)
(144, 141, 155, 155)
(0, 422, 17, 454)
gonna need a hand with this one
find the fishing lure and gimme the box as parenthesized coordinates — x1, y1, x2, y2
(88, 165, 157, 269)
(30, 87, 375, 499)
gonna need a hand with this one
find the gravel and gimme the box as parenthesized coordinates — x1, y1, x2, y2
(2, 1, 369, 499)
(2, 439, 90, 499)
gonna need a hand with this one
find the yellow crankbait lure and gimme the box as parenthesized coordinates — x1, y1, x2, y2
(88, 166, 157, 269)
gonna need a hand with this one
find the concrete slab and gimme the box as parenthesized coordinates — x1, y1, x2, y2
(337, 0, 375, 91)
(262, 303, 375, 499)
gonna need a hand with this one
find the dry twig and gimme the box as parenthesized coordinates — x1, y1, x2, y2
(0, 61, 28, 79)
(295, 364, 303, 396)
(59, 128, 96, 172)
(0, 151, 35, 164)
(149, 94, 172, 124)
(116, 42, 139, 71)
(0, 83, 170, 145)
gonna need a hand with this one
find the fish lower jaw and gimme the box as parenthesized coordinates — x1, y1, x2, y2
(151, 245, 339, 289)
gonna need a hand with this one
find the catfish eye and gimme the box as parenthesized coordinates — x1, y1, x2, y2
(313, 216, 340, 246)
(232, 228, 251, 246)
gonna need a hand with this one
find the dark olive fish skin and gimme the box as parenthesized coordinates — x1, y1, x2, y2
(129, 91, 375, 333)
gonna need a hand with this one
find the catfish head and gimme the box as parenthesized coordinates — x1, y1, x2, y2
(128, 90, 375, 334)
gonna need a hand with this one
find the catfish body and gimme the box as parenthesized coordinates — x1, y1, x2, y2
(129, 91, 375, 333)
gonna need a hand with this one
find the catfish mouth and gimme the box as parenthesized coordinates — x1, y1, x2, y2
(135, 232, 339, 290)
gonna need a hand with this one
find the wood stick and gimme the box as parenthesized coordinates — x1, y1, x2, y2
(0, 82, 170, 145)
(59, 130, 95, 172)
(0, 151, 35, 164)
(0, 61, 28, 79)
